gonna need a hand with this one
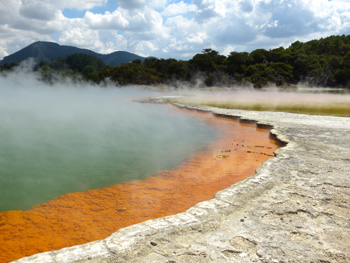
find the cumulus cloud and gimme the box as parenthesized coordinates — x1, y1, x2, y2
(148, 0, 167, 9)
(134, 40, 158, 54)
(85, 10, 129, 29)
(187, 32, 207, 45)
(258, 0, 321, 38)
(162, 1, 197, 17)
(1, 0, 350, 60)
(213, 19, 257, 45)
(19, 0, 57, 21)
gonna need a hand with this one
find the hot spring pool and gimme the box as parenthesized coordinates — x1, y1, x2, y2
(0, 75, 218, 211)
(0, 73, 286, 263)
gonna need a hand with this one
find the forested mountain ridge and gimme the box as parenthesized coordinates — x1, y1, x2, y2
(85, 34, 350, 88)
(0, 41, 147, 67)
(1, 35, 350, 88)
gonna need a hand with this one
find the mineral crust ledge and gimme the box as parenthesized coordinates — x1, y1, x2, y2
(14, 104, 350, 263)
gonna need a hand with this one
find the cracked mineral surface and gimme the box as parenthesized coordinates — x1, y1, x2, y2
(13, 104, 350, 263)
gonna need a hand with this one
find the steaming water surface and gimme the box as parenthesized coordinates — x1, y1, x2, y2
(0, 76, 218, 211)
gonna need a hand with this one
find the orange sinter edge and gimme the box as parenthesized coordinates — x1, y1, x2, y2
(0, 106, 283, 263)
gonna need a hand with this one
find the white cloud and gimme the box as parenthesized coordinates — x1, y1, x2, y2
(187, 32, 207, 44)
(85, 10, 129, 29)
(134, 40, 158, 55)
(162, 1, 197, 16)
(19, 0, 57, 21)
(258, 0, 321, 38)
(304, 0, 350, 35)
(59, 23, 112, 54)
(165, 15, 199, 36)
(148, 0, 167, 9)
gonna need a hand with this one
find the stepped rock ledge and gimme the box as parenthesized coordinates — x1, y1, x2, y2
(14, 102, 350, 263)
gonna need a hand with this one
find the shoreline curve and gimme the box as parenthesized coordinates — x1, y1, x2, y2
(13, 102, 350, 263)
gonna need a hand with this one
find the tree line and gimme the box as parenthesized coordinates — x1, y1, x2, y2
(2, 34, 350, 88)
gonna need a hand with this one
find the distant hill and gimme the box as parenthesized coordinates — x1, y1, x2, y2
(1, 41, 149, 66)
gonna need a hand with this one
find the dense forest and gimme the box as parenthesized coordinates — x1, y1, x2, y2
(1, 35, 350, 89)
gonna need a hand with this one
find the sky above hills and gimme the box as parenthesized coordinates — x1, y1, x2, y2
(0, 0, 349, 60)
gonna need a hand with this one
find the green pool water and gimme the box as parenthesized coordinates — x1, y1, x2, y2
(0, 78, 218, 211)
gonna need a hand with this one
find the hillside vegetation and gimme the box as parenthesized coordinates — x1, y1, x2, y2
(1, 35, 350, 89)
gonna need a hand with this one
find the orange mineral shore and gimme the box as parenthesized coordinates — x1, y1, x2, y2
(0, 106, 283, 263)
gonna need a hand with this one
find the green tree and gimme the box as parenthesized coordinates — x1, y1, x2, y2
(290, 40, 304, 52)
(226, 51, 251, 76)
(189, 48, 225, 72)
(334, 68, 350, 86)
(82, 65, 96, 76)
(132, 59, 142, 65)
(250, 49, 268, 64)
(266, 47, 285, 63)
(244, 63, 269, 88)
(65, 53, 104, 73)
(189, 52, 216, 72)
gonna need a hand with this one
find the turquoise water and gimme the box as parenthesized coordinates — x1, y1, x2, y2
(0, 76, 218, 211)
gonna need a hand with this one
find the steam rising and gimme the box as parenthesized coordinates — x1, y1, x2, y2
(0, 71, 217, 211)
(2, 64, 349, 212)
(168, 87, 350, 117)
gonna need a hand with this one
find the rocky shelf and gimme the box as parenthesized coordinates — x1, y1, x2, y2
(14, 103, 350, 263)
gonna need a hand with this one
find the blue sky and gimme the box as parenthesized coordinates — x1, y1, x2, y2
(0, 0, 350, 60)
(63, 0, 119, 18)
